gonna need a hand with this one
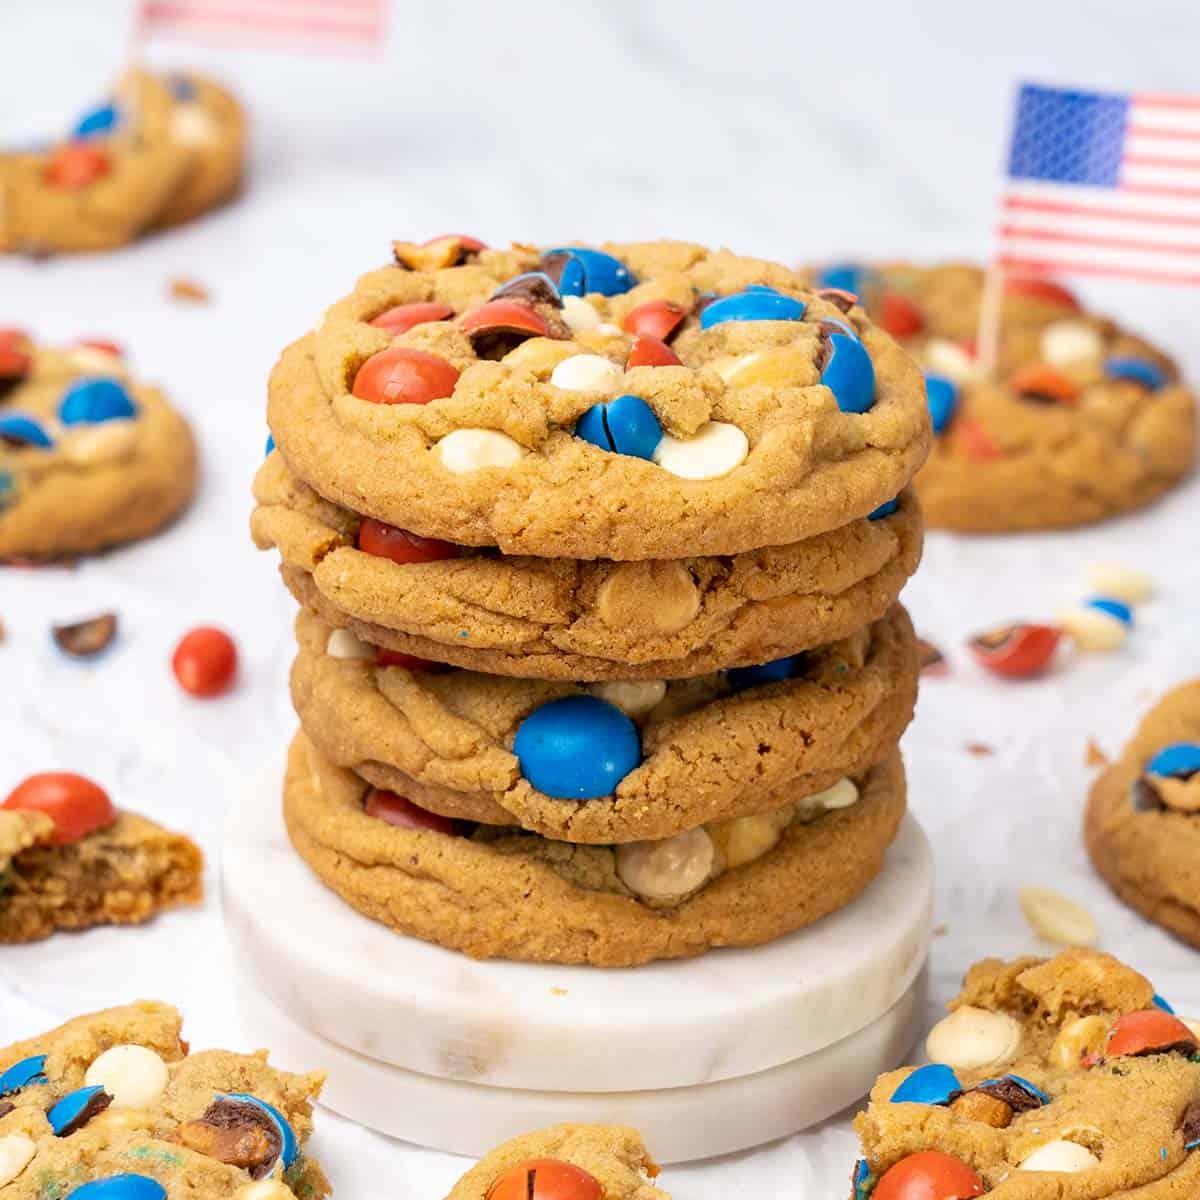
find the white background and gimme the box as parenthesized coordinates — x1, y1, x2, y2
(2, 2, 1200, 1195)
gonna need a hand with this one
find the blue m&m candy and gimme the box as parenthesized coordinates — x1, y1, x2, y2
(1146, 743, 1200, 779)
(513, 695, 641, 800)
(819, 263, 872, 296)
(1105, 357, 1167, 391)
(48, 1084, 111, 1136)
(73, 103, 118, 139)
(0, 413, 54, 448)
(59, 378, 137, 425)
(978, 1073, 1049, 1108)
(222, 1093, 298, 1169)
(1086, 597, 1133, 627)
(69, 1176, 168, 1200)
(544, 247, 636, 297)
(821, 333, 876, 413)
(726, 656, 802, 691)
(869, 497, 899, 521)
(925, 373, 958, 434)
(265, 433, 276, 456)
(889, 1063, 961, 1106)
(575, 394, 662, 460)
(700, 288, 806, 329)
(1153, 993, 1176, 1013)
(0, 1053, 47, 1095)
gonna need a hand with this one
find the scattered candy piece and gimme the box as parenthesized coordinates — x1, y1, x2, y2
(623, 299, 687, 342)
(820, 332, 876, 413)
(917, 638, 948, 677)
(59, 377, 137, 424)
(1019, 885, 1098, 947)
(616, 827, 715, 902)
(1057, 603, 1129, 652)
(434, 428, 526, 473)
(0, 328, 33, 378)
(48, 1084, 112, 1136)
(1009, 363, 1079, 406)
(576, 394, 663, 460)
(890, 1063, 962, 1106)
(44, 143, 111, 189)
(726, 655, 801, 691)
(368, 301, 455, 334)
(0, 1134, 36, 1188)
(68, 1176, 168, 1200)
(364, 787, 457, 835)
(1107, 1009, 1199, 1058)
(172, 627, 237, 698)
(969, 623, 1061, 679)
(925, 374, 958, 434)
(877, 292, 924, 339)
(462, 299, 553, 358)
(168, 276, 210, 303)
(869, 497, 899, 521)
(1105, 357, 1167, 391)
(2, 773, 114, 845)
(352, 347, 459, 405)
(1088, 596, 1133, 626)
(1004, 277, 1079, 310)
(926, 1006, 1021, 1070)
(0, 413, 54, 449)
(0, 1055, 48, 1095)
(513, 695, 641, 799)
(652, 420, 748, 480)
(700, 288, 805, 328)
(52, 612, 118, 659)
(392, 234, 486, 271)
(542, 247, 635, 297)
(73, 103, 118, 139)
(1019, 1140, 1099, 1173)
(966, 742, 994, 757)
(486, 1158, 602, 1200)
(357, 519, 459, 565)
(1085, 563, 1153, 604)
(923, 338, 976, 385)
(85, 1046, 168, 1109)
(1041, 320, 1103, 367)
(872, 1150, 985, 1200)
(550, 353, 623, 393)
(851, 1159, 871, 1200)
(626, 334, 681, 368)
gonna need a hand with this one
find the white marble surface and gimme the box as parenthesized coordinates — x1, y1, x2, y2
(3, 2, 1200, 1195)
(224, 776, 931, 1092)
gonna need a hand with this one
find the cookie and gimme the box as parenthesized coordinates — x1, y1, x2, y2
(1085, 679, 1200, 948)
(282, 731, 906, 966)
(445, 1125, 667, 1200)
(0, 71, 190, 255)
(267, 240, 931, 560)
(289, 603, 917, 842)
(0, 339, 197, 559)
(0, 1001, 328, 1197)
(253, 451, 923, 679)
(850, 948, 1200, 1199)
(823, 262, 1195, 532)
(1, 770, 203, 943)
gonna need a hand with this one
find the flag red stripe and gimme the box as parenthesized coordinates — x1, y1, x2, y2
(1119, 181, 1200, 200)
(996, 223, 1200, 257)
(1002, 195, 1200, 228)
(1133, 93, 1200, 111)
(996, 254, 1200, 286)
(1124, 151, 1200, 170)
(1127, 124, 1200, 143)
(140, 1, 382, 38)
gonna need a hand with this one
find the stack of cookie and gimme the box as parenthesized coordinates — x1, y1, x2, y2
(252, 239, 931, 967)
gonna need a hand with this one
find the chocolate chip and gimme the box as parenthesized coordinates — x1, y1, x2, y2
(815, 287, 859, 312)
(976, 1077, 1046, 1114)
(491, 272, 562, 309)
(172, 1097, 282, 1179)
(54, 1088, 112, 1135)
(1133, 777, 1165, 811)
(52, 612, 118, 659)
(538, 252, 573, 288)
(1179, 1099, 1200, 1146)
(0, 1101, 13, 1120)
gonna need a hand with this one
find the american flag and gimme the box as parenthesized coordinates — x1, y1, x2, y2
(995, 83, 1200, 287)
(136, 0, 387, 53)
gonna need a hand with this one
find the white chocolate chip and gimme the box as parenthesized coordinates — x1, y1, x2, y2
(549, 353, 623, 394)
(597, 323, 623, 337)
(1041, 320, 1103, 368)
(66, 347, 124, 373)
(0, 1135, 35, 1188)
(1019, 1140, 1100, 1173)
(60, 420, 139, 467)
(1085, 563, 1154, 604)
(812, 778, 859, 810)
(171, 103, 219, 145)
(925, 1005, 1022, 1070)
(1019, 886, 1099, 946)
(707, 808, 792, 870)
(1050, 1015, 1110, 1069)
(325, 629, 374, 661)
(714, 353, 761, 383)
(589, 680, 667, 718)
(653, 421, 748, 481)
(923, 338, 977, 384)
(616, 828, 715, 903)
(434, 429, 525, 474)
(84, 1044, 168, 1109)
(561, 295, 601, 335)
(235, 1181, 294, 1200)
(1057, 606, 1127, 652)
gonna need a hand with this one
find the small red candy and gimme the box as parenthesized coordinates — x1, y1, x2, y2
(74, 338, 123, 360)
(626, 334, 681, 368)
(969, 623, 1061, 679)
(364, 788, 457, 835)
(486, 1159, 603, 1200)
(43, 143, 111, 189)
(955, 416, 999, 461)
(369, 302, 455, 335)
(461, 299, 551, 343)
(357, 519, 459, 565)
(3, 772, 115, 845)
(877, 293, 925, 339)
(352, 347, 460, 406)
(0, 328, 33, 377)
(1107, 1010, 1199, 1059)
(172, 627, 238, 698)
(376, 647, 445, 672)
(1009, 364, 1079, 406)
(1004, 276, 1080, 311)
(872, 1151, 985, 1200)
(622, 300, 687, 342)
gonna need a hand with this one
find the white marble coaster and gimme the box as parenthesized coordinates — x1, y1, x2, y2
(236, 965, 928, 1164)
(223, 759, 934, 1093)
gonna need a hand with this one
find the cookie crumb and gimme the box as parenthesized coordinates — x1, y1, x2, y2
(550, 987, 568, 996)
(1085, 738, 1109, 768)
(169, 276, 211, 303)
(917, 637, 948, 676)
(932, 923, 949, 938)
(966, 742, 995, 757)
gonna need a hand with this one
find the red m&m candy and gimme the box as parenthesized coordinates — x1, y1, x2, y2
(3, 772, 115, 845)
(1004, 277, 1080, 311)
(1009, 364, 1079, 407)
(351, 348, 459, 405)
(43, 143, 111, 189)
(369, 302, 455, 335)
(622, 300, 686, 342)
(375, 647, 445, 672)
(0, 329, 32, 377)
(172, 627, 238, 698)
(627, 335, 681, 368)
(872, 1150, 985, 1200)
(363, 788, 457, 835)
(969, 623, 1061, 680)
(486, 1159, 602, 1200)
(878, 293, 925, 339)
(1107, 1010, 1199, 1058)
(357, 519, 459, 565)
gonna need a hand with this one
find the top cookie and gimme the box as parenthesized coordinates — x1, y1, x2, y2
(268, 240, 931, 560)
(817, 262, 1196, 532)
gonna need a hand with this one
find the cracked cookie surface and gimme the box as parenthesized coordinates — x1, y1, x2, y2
(283, 731, 906, 966)
(289, 604, 917, 842)
(1085, 679, 1200, 948)
(268, 240, 930, 560)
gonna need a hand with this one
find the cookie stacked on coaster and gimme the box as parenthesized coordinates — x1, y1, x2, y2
(253, 238, 931, 966)
(815, 262, 1196, 531)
